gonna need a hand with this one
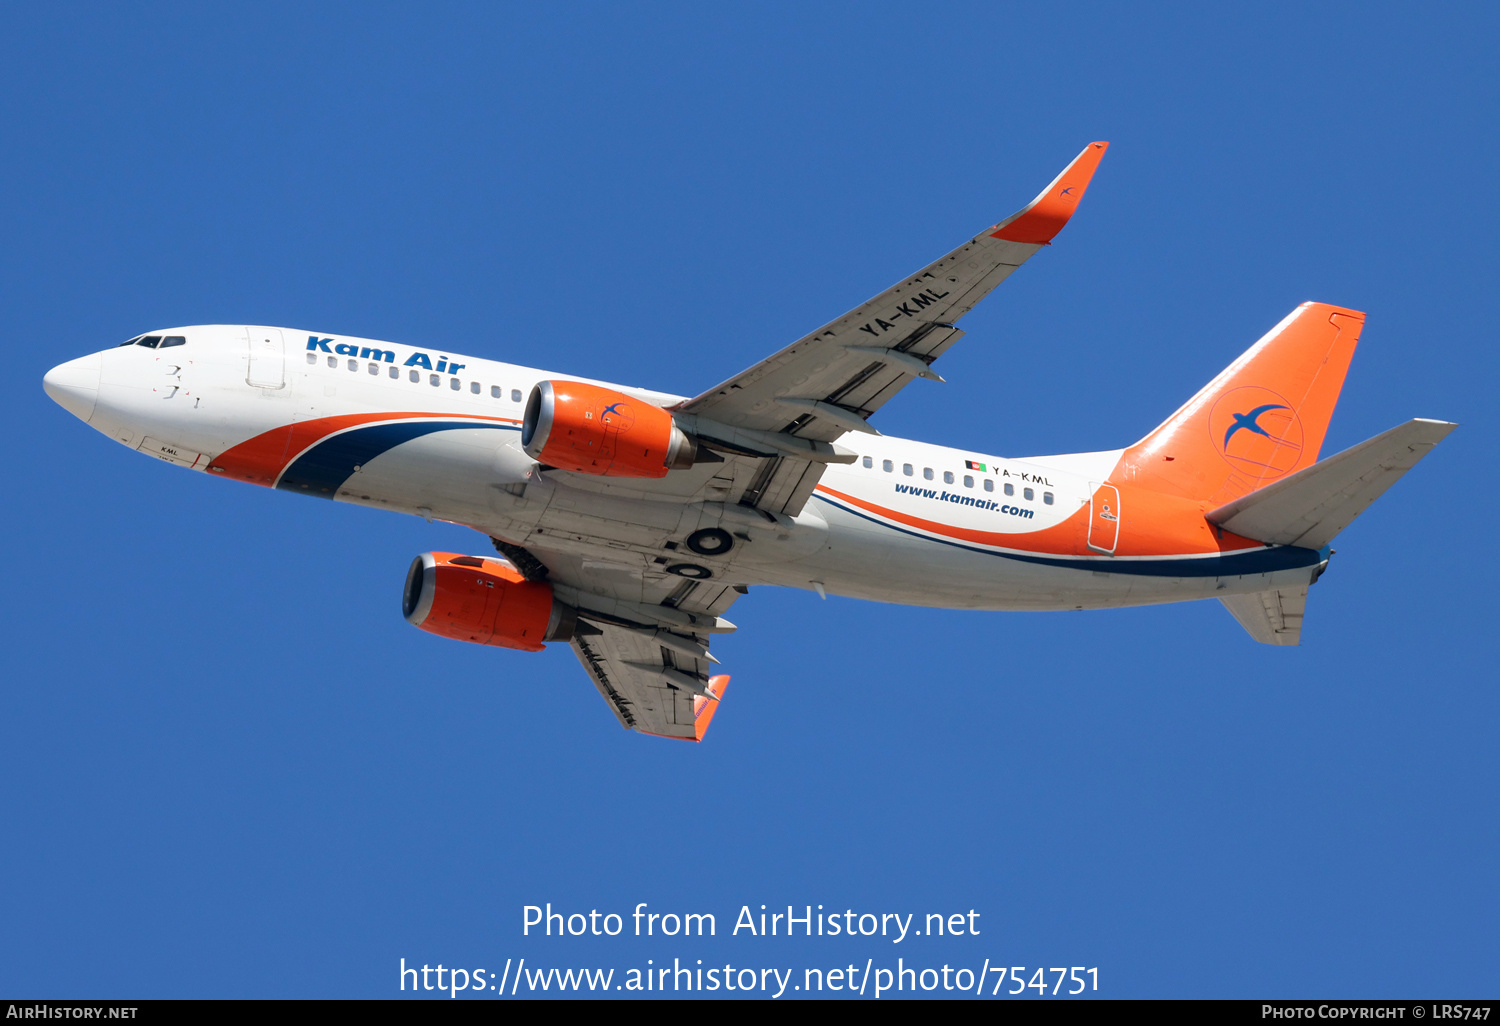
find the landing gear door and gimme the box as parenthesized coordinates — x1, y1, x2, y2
(1088, 481, 1120, 555)
(246, 327, 286, 389)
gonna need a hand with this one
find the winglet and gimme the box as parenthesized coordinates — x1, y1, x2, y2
(690, 675, 731, 742)
(989, 141, 1109, 245)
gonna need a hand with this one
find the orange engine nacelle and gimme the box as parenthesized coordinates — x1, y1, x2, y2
(402, 552, 576, 652)
(521, 380, 697, 478)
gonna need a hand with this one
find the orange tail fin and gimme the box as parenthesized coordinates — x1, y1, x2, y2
(1119, 302, 1364, 505)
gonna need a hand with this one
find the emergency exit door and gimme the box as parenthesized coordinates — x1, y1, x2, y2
(1088, 482, 1120, 555)
(246, 326, 285, 389)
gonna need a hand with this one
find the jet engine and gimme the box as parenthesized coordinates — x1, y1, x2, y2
(403, 552, 576, 651)
(522, 380, 696, 478)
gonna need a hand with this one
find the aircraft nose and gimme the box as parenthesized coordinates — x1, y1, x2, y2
(43, 352, 102, 423)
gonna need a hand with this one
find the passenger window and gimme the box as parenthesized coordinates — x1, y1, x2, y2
(983, 479, 994, 492)
(963, 475, 973, 488)
(1044, 491, 1054, 505)
(903, 464, 913, 477)
(430, 374, 440, 386)
(511, 389, 522, 402)
(923, 468, 934, 480)
(862, 456, 873, 469)
(348, 359, 358, 371)
(158, 336, 186, 348)
(368, 362, 379, 375)
(450, 377, 461, 390)
(137, 336, 163, 348)
(389, 366, 399, 379)
(943, 471, 954, 484)
(409, 369, 420, 382)
(306, 352, 317, 365)
(470, 381, 480, 394)
(882, 459, 893, 472)
(118, 337, 142, 347)
(491, 385, 501, 398)
(327, 356, 337, 368)
(1024, 487, 1034, 501)
(1004, 483, 1014, 496)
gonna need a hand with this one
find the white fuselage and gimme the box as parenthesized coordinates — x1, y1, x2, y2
(45, 325, 1323, 613)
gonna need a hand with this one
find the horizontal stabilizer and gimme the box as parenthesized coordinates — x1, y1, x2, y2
(1207, 418, 1456, 549)
(1221, 587, 1308, 646)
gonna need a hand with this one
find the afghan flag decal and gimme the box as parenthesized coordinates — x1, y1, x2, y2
(964, 460, 986, 472)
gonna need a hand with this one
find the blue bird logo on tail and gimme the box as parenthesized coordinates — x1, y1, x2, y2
(1223, 404, 1290, 448)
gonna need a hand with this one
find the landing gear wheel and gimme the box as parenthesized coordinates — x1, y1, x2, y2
(686, 527, 734, 556)
(666, 563, 713, 580)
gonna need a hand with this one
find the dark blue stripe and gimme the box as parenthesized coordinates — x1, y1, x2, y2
(813, 494, 1322, 578)
(277, 421, 517, 498)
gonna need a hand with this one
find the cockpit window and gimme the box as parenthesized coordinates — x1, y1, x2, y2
(118, 336, 143, 347)
(158, 336, 186, 348)
(136, 336, 163, 348)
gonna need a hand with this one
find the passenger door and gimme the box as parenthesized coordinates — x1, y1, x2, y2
(1088, 482, 1120, 555)
(246, 327, 286, 389)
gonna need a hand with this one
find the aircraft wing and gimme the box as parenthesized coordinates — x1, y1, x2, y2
(667, 141, 1107, 517)
(678, 141, 1108, 441)
(491, 146, 1108, 733)
(531, 143, 1108, 521)
(492, 538, 740, 740)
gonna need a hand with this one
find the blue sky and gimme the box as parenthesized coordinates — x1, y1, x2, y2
(2, 2, 1495, 999)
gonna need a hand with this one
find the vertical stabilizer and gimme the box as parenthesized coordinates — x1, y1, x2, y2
(1119, 303, 1364, 505)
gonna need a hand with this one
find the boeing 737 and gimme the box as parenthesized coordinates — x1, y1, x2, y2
(42, 142, 1454, 740)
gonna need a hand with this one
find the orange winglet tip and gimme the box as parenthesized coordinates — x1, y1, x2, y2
(690, 675, 730, 742)
(989, 141, 1109, 245)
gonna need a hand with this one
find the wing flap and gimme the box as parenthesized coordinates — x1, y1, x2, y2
(512, 541, 741, 740)
(570, 623, 731, 740)
(826, 325, 966, 414)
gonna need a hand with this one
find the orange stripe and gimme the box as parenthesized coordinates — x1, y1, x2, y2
(209, 411, 519, 487)
(816, 483, 1088, 551)
(815, 482, 1263, 558)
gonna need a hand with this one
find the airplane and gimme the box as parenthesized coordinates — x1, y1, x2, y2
(42, 141, 1455, 741)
